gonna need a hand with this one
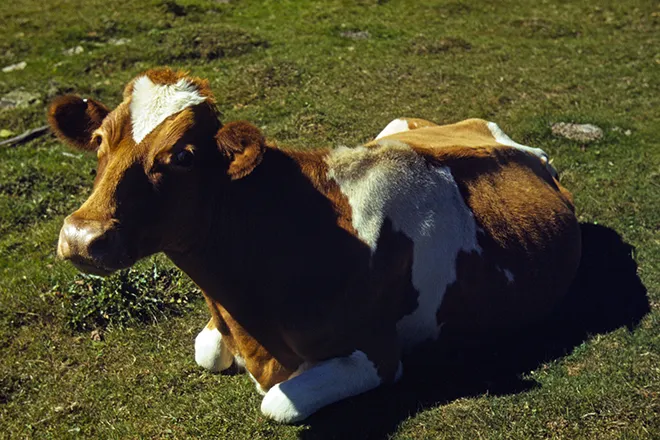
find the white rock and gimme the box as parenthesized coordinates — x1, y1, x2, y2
(0, 90, 41, 111)
(551, 122, 603, 143)
(63, 46, 85, 56)
(108, 38, 131, 46)
(2, 61, 27, 73)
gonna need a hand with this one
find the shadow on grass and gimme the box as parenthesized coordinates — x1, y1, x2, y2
(299, 223, 650, 439)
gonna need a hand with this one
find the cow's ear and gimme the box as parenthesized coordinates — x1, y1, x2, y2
(216, 121, 265, 180)
(47, 95, 110, 151)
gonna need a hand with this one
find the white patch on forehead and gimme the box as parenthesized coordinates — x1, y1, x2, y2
(375, 118, 410, 140)
(327, 139, 481, 348)
(487, 122, 558, 178)
(130, 76, 206, 144)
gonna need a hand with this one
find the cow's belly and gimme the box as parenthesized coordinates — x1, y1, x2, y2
(392, 175, 580, 345)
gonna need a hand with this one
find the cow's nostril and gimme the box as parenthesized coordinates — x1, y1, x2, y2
(88, 233, 114, 260)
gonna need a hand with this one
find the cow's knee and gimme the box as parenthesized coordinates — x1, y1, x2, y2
(194, 322, 234, 372)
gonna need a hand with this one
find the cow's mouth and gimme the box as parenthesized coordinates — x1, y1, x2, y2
(68, 255, 131, 277)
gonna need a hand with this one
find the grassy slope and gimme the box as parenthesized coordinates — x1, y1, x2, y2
(0, 0, 658, 438)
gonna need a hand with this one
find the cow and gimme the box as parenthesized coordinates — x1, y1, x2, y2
(48, 68, 581, 423)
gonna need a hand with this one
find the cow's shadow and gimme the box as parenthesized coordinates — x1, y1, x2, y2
(299, 223, 650, 440)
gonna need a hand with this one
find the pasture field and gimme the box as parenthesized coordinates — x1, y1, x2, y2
(1, 0, 658, 438)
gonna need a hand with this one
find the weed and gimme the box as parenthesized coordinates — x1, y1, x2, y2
(49, 263, 199, 331)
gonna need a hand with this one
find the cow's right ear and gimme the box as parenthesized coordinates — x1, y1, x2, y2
(216, 121, 265, 180)
(47, 95, 110, 151)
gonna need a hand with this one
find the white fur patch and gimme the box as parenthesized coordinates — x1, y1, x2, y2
(487, 122, 558, 178)
(375, 118, 410, 140)
(130, 76, 206, 144)
(194, 327, 234, 372)
(327, 140, 481, 348)
(260, 351, 381, 423)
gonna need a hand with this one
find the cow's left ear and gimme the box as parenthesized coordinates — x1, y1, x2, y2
(216, 121, 265, 180)
(47, 95, 110, 151)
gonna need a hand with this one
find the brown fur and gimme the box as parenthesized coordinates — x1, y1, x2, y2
(430, 146, 580, 333)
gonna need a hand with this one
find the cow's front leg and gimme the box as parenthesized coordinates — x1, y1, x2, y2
(260, 350, 401, 423)
(194, 319, 234, 372)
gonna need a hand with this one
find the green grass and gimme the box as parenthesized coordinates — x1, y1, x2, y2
(1, 0, 659, 438)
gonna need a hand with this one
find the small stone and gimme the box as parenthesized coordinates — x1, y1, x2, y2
(63, 46, 84, 56)
(90, 329, 103, 341)
(0, 90, 41, 111)
(108, 38, 131, 46)
(551, 122, 603, 143)
(340, 30, 371, 40)
(2, 61, 27, 73)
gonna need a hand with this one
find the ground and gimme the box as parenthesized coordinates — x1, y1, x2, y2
(0, 0, 659, 438)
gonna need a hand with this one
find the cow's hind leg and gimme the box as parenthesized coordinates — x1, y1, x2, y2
(195, 319, 234, 372)
(260, 350, 401, 423)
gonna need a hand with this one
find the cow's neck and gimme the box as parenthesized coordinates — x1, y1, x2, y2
(167, 145, 367, 347)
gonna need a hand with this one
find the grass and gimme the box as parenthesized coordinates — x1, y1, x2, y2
(0, 0, 658, 438)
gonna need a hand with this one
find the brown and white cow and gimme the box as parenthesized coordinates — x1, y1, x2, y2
(48, 68, 581, 423)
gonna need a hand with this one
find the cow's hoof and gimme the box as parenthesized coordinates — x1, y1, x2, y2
(194, 326, 233, 372)
(261, 383, 305, 423)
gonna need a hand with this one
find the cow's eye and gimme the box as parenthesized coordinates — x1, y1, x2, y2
(173, 149, 194, 168)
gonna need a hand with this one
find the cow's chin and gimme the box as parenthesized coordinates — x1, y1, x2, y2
(68, 256, 134, 277)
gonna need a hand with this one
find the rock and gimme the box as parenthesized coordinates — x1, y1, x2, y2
(90, 329, 103, 341)
(340, 30, 371, 40)
(0, 90, 41, 111)
(108, 38, 131, 46)
(2, 61, 27, 73)
(63, 46, 84, 56)
(551, 122, 603, 143)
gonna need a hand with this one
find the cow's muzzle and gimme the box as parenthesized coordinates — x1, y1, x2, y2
(58, 215, 132, 276)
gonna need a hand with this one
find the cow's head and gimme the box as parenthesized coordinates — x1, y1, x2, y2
(49, 68, 265, 275)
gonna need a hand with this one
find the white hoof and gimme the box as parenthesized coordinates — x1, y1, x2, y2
(261, 383, 304, 423)
(194, 327, 233, 372)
